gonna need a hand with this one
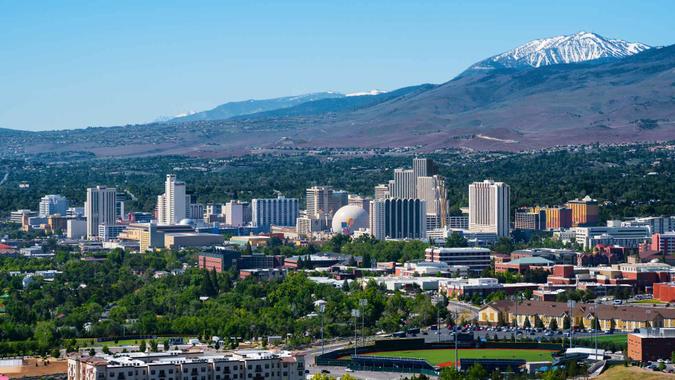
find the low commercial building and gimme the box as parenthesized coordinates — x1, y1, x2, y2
(495, 256, 555, 273)
(67, 350, 306, 380)
(424, 247, 492, 273)
(239, 268, 287, 281)
(197, 249, 241, 273)
(653, 282, 675, 302)
(394, 261, 469, 277)
(117, 223, 195, 252)
(284, 253, 351, 269)
(628, 328, 675, 362)
(164, 232, 225, 250)
(573, 224, 651, 249)
(443, 277, 537, 298)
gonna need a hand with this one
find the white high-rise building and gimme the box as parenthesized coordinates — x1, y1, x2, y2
(39, 194, 69, 217)
(390, 169, 417, 199)
(306, 186, 334, 217)
(223, 200, 245, 226)
(157, 174, 191, 225)
(468, 180, 510, 237)
(413, 157, 437, 178)
(252, 196, 299, 229)
(85, 186, 117, 239)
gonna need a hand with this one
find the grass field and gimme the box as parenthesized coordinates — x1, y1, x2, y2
(575, 334, 628, 345)
(363, 348, 556, 366)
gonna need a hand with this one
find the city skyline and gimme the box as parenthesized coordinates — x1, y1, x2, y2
(1, 1, 674, 131)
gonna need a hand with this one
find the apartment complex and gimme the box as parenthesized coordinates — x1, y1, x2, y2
(479, 300, 675, 332)
(68, 350, 305, 380)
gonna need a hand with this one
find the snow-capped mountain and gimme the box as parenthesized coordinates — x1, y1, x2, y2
(465, 31, 652, 73)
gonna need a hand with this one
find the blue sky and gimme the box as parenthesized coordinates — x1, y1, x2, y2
(1, 1, 673, 131)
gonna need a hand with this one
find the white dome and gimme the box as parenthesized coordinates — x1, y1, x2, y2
(178, 218, 196, 226)
(331, 205, 369, 235)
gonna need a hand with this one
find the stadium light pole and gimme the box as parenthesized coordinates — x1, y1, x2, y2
(434, 295, 443, 343)
(359, 299, 367, 349)
(567, 300, 576, 349)
(315, 300, 327, 355)
(454, 311, 459, 370)
(351, 308, 360, 357)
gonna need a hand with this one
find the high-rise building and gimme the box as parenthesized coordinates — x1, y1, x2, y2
(306, 186, 334, 217)
(539, 206, 573, 230)
(348, 195, 371, 210)
(38, 194, 69, 217)
(369, 198, 427, 240)
(374, 184, 390, 199)
(566, 196, 599, 227)
(331, 190, 349, 211)
(305, 186, 348, 217)
(115, 192, 126, 221)
(188, 203, 204, 221)
(514, 208, 547, 230)
(157, 174, 191, 225)
(468, 180, 510, 237)
(223, 200, 245, 226)
(413, 157, 437, 178)
(390, 169, 417, 199)
(251, 196, 299, 229)
(416, 175, 447, 229)
(85, 186, 117, 239)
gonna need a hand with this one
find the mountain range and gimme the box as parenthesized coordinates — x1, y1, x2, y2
(2, 31, 673, 157)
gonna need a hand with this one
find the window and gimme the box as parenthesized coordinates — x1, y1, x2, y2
(151, 370, 156, 375)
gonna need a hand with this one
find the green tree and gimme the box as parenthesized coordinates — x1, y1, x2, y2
(445, 232, 468, 248)
(33, 321, 57, 350)
(562, 315, 570, 330)
(523, 316, 531, 328)
(466, 363, 488, 380)
(548, 318, 559, 331)
(102, 345, 111, 354)
(439, 366, 463, 380)
(535, 315, 544, 329)
(139, 340, 147, 352)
